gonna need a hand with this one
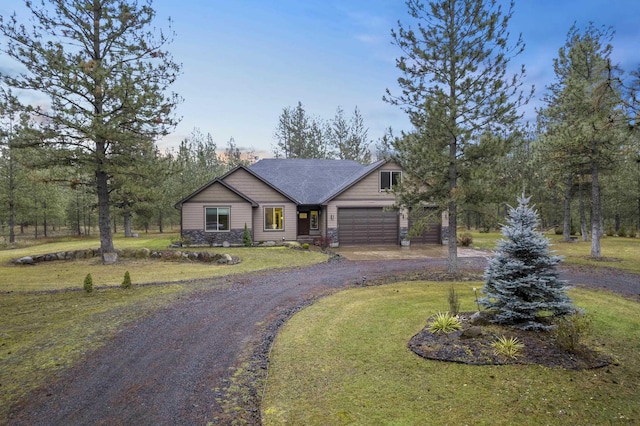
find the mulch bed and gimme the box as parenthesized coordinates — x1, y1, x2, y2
(409, 312, 614, 370)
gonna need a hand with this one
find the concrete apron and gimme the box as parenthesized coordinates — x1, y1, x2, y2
(332, 245, 490, 261)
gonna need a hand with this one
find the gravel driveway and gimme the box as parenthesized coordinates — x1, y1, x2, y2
(6, 255, 638, 425)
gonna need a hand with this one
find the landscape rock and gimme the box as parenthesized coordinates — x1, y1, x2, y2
(469, 310, 494, 326)
(460, 326, 483, 338)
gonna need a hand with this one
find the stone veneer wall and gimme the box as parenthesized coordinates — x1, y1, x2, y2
(327, 227, 339, 247)
(399, 226, 408, 241)
(441, 225, 450, 242)
(182, 229, 247, 246)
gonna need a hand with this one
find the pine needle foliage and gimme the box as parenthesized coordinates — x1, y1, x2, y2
(121, 271, 132, 289)
(480, 195, 574, 330)
(83, 273, 93, 294)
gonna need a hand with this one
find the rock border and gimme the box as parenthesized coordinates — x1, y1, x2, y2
(12, 248, 241, 265)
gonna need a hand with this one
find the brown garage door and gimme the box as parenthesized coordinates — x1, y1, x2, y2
(409, 208, 441, 244)
(338, 208, 399, 245)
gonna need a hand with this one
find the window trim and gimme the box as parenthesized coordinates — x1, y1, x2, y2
(264, 206, 284, 231)
(380, 170, 402, 191)
(204, 206, 231, 232)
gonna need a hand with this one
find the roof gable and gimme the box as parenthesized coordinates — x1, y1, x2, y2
(249, 159, 378, 204)
(174, 178, 258, 208)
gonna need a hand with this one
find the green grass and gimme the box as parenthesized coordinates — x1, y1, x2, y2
(470, 231, 640, 273)
(262, 282, 640, 425)
(0, 233, 330, 421)
(0, 233, 329, 292)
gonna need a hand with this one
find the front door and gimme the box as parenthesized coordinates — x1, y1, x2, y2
(298, 212, 310, 235)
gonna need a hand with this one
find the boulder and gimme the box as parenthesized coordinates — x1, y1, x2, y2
(16, 256, 34, 265)
(469, 310, 494, 326)
(460, 326, 483, 339)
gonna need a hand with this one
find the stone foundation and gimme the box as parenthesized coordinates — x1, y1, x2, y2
(182, 229, 247, 246)
(327, 227, 339, 247)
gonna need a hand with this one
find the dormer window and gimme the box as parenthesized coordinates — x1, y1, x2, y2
(380, 171, 401, 191)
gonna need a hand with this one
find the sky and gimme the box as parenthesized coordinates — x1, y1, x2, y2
(1, 1, 639, 158)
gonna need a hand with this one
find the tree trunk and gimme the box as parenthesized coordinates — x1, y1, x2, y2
(590, 159, 602, 257)
(43, 201, 48, 238)
(8, 158, 15, 244)
(448, 200, 458, 273)
(96, 167, 116, 263)
(562, 173, 572, 242)
(447, 137, 458, 274)
(158, 209, 164, 233)
(578, 181, 589, 241)
(123, 210, 133, 237)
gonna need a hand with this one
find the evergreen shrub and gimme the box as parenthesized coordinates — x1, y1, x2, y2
(121, 271, 132, 289)
(83, 273, 93, 293)
(242, 223, 252, 247)
(617, 225, 626, 237)
(480, 195, 574, 330)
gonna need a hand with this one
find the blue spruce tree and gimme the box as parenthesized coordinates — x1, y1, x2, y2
(480, 195, 574, 330)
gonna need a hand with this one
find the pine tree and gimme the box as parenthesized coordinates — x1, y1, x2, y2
(480, 195, 573, 330)
(384, 0, 532, 273)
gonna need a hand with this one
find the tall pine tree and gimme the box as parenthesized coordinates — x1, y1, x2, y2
(384, 0, 531, 273)
(0, 0, 181, 263)
(480, 195, 573, 330)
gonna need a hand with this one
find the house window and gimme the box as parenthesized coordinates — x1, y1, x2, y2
(310, 210, 319, 230)
(264, 206, 284, 230)
(205, 207, 230, 232)
(380, 171, 401, 191)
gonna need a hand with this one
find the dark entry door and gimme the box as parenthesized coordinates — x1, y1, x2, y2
(298, 212, 310, 235)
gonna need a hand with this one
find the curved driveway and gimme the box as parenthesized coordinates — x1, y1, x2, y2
(7, 253, 638, 425)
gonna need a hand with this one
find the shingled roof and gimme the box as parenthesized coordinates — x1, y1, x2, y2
(249, 158, 385, 205)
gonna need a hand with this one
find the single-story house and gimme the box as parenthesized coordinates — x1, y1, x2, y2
(174, 158, 446, 246)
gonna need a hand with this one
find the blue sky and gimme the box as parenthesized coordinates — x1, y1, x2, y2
(2, 1, 639, 157)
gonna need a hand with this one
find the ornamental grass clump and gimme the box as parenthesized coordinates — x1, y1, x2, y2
(428, 312, 462, 334)
(492, 335, 524, 359)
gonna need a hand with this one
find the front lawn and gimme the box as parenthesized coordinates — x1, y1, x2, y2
(0, 233, 329, 292)
(262, 282, 640, 425)
(0, 234, 330, 421)
(470, 231, 640, 274)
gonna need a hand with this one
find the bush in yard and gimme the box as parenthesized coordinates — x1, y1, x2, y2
(457, 232, 473, 247)
(480, 195, 574, 330)
(552, 311, 593, 353)
(83, 273, 93, 293)
(242, 223, 252, 247)
(629, 227, 637, 238)
(121, 271, 132, 289)
(448, 286, 460, 315)
(617, 225, 626, 238)
(606, 225, 615, 237)
(301, 243, 310, 250)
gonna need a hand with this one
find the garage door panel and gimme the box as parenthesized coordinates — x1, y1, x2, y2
(338, 208, 398, 246)
(409, 208, 441, 244)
